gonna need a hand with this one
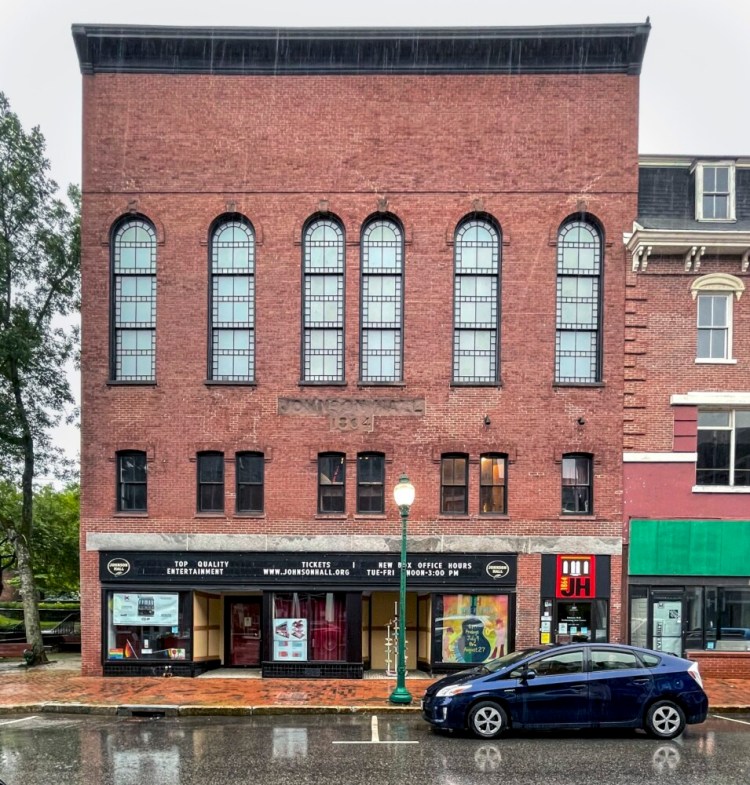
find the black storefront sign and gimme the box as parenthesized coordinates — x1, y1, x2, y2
(100, 552, 517, 588)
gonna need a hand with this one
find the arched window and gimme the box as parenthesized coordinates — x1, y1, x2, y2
(360, 218, 403, 382)
(209, 218, 255, 381)
(302, 218, 345, 382)
(555, 219, 602, 383)
(111, 218, 156, 381)
(453, 218, 500, 383)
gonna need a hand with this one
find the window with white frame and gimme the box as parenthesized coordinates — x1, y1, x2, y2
(360, 219, 403, 382)
(696, 294, 731, 360)
(695, 162, 735, 221)
(697, 410, 750, 487)
(302, 218, 345, 382)
(691, 273, 744, 362)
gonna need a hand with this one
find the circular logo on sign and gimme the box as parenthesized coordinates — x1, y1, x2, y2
(486, 560, 510, 579)
(107, 558, 131, 576)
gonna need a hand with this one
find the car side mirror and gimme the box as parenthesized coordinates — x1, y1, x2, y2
(522, 668, 537, 681)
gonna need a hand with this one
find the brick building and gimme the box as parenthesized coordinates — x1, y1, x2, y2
(624, 156, 750, 676)
(73, 23, 650, 676)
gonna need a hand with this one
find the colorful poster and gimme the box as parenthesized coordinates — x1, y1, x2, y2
(273, 618, 307, 661)
(438, 595, 509, 664)
(112, 593, 179, 626)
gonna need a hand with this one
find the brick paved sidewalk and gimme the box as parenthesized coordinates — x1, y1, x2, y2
(0, 661, 748, 716)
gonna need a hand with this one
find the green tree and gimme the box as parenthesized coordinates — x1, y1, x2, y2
(31, 483, 80, 597)
(0, 92, 80, 665)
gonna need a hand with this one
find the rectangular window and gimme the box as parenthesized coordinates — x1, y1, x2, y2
(435, 594, 510, 664)
(480, 454, 507, 514)
(697, 410, 750, 486)
(441, 455, 468, 514)
(697, 294, 730, 360)
(236, 452, 263, 513)
(105, 591, 191, 661)
(562, 455, 592, 514)
(696, 163, 735, 221)
(356, 453, 385, 513)
(117, 452, 147, 512)
(272, 592, 347, 662)
(197, 453, 224, 512)
(318, 453, 345, 513)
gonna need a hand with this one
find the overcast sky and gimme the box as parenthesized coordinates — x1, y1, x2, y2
(1, 0, 749, 465)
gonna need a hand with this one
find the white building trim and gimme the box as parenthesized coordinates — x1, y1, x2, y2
(623, 452, 697, 463)
(671, 392, 750, 406)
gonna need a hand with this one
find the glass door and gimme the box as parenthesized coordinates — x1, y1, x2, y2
(228, 598, 262, 666)
(651, 593, 683, 656)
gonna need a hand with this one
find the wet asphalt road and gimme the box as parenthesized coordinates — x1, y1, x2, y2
(0, 712, 749, 785)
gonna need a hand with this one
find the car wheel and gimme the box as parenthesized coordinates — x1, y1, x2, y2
(645, 700, 686, 739)
(468, 701, 508, 739)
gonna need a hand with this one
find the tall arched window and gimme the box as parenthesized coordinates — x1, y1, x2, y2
(209, 217, 255, 381)
(111, 217, 157, 381)
(302, 217, 345, 382)
(360, 218, 403, 382)
(453, 217, 500, 384)
(555, 219, 602, 383)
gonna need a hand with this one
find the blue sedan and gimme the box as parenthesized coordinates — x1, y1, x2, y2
(422, 643, 708, 740)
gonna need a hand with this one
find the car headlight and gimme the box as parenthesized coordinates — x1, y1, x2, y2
(436, 683, 473, 698)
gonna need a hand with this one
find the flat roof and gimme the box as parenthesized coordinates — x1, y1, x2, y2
(72, 23, 650, 76)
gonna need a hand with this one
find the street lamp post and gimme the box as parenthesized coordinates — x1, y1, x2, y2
(389, 473, 415, 705)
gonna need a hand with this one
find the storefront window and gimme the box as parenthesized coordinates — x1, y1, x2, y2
(435, 594, 509, 664)
(719, 589, 750, 641)
(629, 592, 648, 649)
(105, 592, 191, 660)
(272, 592, 346, 662)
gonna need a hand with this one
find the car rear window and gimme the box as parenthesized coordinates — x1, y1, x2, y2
(591, 649, 643, 671)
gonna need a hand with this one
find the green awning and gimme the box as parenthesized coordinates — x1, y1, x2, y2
(630, 519, 750, 576)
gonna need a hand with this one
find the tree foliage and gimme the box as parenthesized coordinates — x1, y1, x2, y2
(0, 92, 80, 664)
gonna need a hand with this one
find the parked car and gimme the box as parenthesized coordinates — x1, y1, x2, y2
(422, 643, 708, 740)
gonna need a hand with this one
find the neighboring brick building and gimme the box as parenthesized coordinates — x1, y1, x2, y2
(73, 23, 649, 676)
(624, 156, 750, 676)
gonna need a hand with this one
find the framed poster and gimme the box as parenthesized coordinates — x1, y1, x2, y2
(273, 618, 307, 661)
(112, 593, 179, 626)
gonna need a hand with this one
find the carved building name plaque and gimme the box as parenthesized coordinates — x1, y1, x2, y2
(277, 398, 425, 432)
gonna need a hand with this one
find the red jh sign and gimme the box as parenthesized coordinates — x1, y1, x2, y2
(556, 555, 595, 599)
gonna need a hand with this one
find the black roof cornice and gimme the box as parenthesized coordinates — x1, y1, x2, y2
(72, 23, 650, 76)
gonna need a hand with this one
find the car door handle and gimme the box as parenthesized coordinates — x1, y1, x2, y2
(631, 677, 650, 684)
(569, 686, 587, 693)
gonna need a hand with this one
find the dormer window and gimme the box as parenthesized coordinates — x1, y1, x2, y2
(695, 162, 735, 221)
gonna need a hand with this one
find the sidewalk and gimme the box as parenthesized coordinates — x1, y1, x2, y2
(0, 655, 748, 717)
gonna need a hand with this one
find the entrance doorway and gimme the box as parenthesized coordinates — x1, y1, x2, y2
(226, 598, 262, 666)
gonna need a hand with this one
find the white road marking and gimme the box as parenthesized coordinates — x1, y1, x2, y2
(332, 714, 419, 744)
(0, 716, 39, 726)
(712, 714, 750, 726)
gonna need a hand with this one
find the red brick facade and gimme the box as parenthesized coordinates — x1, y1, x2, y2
(77, 27, 645, 676)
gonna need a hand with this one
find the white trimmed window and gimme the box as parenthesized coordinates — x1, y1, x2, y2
(691, 274, 744, 363)
(695, 162, 735, 221)
(697, 410, 750, 487)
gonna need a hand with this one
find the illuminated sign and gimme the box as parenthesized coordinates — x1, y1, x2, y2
(556, 555, 595, 599)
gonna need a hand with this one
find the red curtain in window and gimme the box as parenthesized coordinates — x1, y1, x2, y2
(273, 592, 347, 661)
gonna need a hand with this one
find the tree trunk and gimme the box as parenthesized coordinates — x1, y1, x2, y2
(15, 534, 47, 664)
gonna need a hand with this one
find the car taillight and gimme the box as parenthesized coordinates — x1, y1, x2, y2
(688, 662, 703, 688)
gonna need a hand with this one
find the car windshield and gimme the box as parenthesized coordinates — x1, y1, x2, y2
(482, 647, 545, 673)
